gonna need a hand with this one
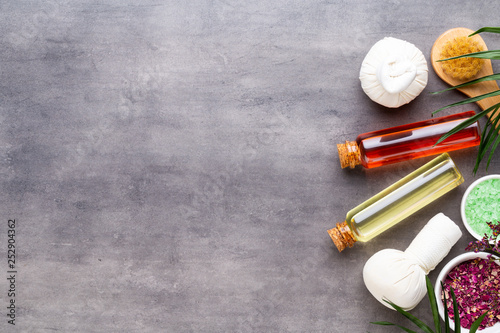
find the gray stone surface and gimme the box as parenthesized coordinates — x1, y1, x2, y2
(1, 1, 499, 332)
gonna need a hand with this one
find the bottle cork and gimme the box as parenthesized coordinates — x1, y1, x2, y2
(328, 221, 356, 252)
(337, 141, 361, 169)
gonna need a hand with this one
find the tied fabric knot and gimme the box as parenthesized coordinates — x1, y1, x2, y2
(363, 213, 462, 310)
(405, 213, 461, 274)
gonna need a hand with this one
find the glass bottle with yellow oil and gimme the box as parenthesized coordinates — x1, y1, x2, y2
(328, 153, 464, 252)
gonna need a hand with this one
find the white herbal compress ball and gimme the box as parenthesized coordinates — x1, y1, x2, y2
(359, 37, 428, 108)
(362, 213, 462, 311)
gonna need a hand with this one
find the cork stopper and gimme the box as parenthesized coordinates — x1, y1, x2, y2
(327, 221, 357, 252)
(337, 141, 361, 169)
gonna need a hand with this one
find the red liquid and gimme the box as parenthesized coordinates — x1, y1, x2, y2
(357, 111, 481, 169)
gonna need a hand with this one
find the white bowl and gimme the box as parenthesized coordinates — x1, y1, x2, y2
(435, 252, 500, 333)
(460, 174, 500, 241)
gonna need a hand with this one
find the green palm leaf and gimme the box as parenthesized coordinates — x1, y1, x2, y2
(432, 90, 500, 114)
(475, 109, 500, 173)
(382, 299, 435, 333)
(486, 129, 500, 171)
(433, 96, 500, 173)
(437, 49, 500, 61)
(469, 310, 490, 333)
(431, 73, 500, 94)
(469, 302, 497, 333)
(433, 107, 493, 145)
(469, 27, 500, 36)
(450, 289, 461, 333)
(426, 277, 441, 333)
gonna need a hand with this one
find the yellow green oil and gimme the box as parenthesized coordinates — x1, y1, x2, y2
(346, 153, 463, 242)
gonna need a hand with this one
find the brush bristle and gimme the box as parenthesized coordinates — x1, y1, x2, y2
(440, 36, 484, 80)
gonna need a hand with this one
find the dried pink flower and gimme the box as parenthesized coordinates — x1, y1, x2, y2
(466, 221, 500, 261)
(442, 258, 500, 330)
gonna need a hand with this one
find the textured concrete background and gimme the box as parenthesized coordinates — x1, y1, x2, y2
(1, 1, 499, 332)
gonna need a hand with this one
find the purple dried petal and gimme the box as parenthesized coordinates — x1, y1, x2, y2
(442, 258, 500, 330)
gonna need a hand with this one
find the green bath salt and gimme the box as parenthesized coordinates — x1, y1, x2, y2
(464, 178, 500, 237)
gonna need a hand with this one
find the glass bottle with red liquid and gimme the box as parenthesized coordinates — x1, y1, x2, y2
(337, 111, 481, 169)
